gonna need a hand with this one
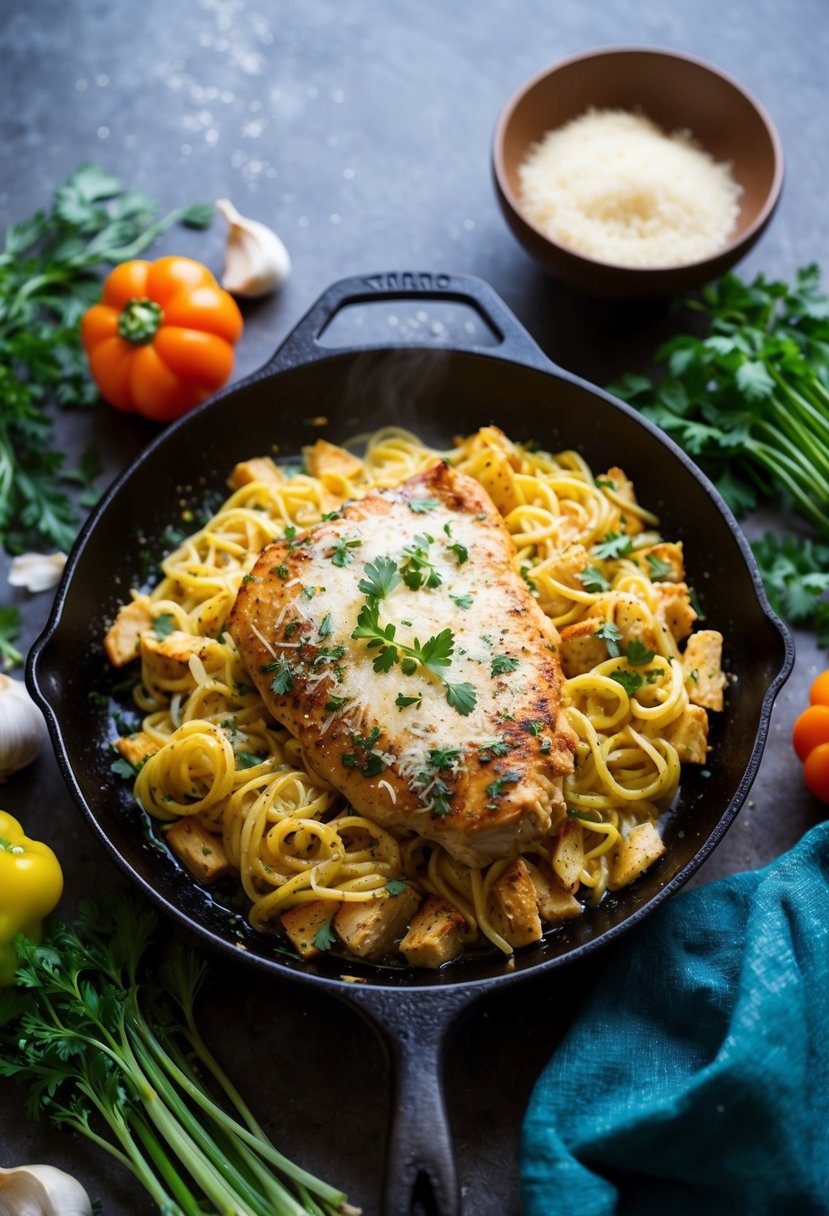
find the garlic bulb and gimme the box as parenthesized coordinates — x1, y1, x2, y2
(8, 552, 67, 594)
(0, 675, 48, 782)
(216, 197, 291, 297)
(0, 1164, 92, 1216)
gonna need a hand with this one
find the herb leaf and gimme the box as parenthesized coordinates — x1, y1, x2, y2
(269, 662, 295, 694)
(445, 681, 476, 716)
(358, 555, 401, 600)
(0, 163, 213, 555)
(593, 531, 634, 560)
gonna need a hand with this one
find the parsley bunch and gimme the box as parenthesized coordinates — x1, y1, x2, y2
(0, 894, 353, 1216)
(0, 163, 212, 554)
(612, 265, 829, 534)
(612, 264, 829, 642)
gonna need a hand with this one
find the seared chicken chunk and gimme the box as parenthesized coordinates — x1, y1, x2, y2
(227, 462, 577, 868)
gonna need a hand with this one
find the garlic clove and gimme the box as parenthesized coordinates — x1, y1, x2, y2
(0, 674, 48, 782)
(8, 552, 67, 594)
(0, 1164, 92, 1216)
(216, 197, 291, 298)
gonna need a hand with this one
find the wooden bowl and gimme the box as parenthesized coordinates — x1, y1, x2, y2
(492, 47, 784, 299)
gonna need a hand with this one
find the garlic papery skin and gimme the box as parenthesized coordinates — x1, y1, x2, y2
(216, 197, 291, 297)
(0, 1164, 92, 1216)
(8, 552, 67, 594)
(0, 675, 48, 782)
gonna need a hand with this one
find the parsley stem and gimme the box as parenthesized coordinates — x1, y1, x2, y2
(136, 1011, 344, 1209)
(131, 1113, 202, 1216)
(129, 1026, 277, 1216)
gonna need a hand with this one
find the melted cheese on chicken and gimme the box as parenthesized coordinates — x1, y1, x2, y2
(227, 462, 576, 866)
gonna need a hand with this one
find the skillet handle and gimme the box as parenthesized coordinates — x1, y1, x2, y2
(343, 984, 478, 1216)
(258, 271, 553, 375)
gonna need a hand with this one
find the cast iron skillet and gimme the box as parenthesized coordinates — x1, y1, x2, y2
(29, 273, 793, 1216)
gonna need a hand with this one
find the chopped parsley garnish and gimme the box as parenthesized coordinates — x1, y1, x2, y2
(595, 476, 617, 490)
(321, 510, 341, 522)
(595, 621, 623, 657)
(358, 555, 401, 600)
(408, 498, 439, 513)
(646, 553, 673, 581)
(485, 772, 521, 798)
(341, 753, 359, 768)
(385, 879, 408, 895)
(395, 691, 422, 710)
(430, 784, 453, 818)
(520, 565, 539, 597)
(284, 621, 299, 637)
(593, 531, 634, 560)
(626, 639, 656, 665)
(352, 727, 381, 751)
(490, 654, 519, 677)
(477, 738, 513, 762)
(235, 752, 264, 769)
(578, 565, 610, 593)
(283, 525, 297, 542)
(428, 746, 461, 769)
(269, 662, 295, 694)
(443, 521, 453, 537)
(330, 535, 362, 567)
(313, 920, 336, 950)
(596, 624, 656, 668)
(448, 542, 468, 564)
(400, 537, 442, 590)
(361, 754, 385, 778)
(450, 593, 473, 609)
(325, 694, 347, 712)
(311, 644, 345, 668)
(540, 738, 552, 754)
(611, 667, 660, 696)
(152, 612, 176, 639)
(523, 720, 544, 736)
(319, 612, 332, 637)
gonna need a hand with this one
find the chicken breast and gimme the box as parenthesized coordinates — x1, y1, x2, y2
(227, 461, 576, 867)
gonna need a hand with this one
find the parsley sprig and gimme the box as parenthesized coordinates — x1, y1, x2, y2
(351, 560, 477, 715)
(0, 163, 212, 554)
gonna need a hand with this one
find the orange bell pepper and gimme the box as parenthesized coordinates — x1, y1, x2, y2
(81, 256, 243, 423)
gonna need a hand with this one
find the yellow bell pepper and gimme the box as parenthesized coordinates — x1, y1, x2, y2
(0, 811, 63, 986)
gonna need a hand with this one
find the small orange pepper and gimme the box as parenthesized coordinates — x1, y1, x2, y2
(81, 256, 243, 423)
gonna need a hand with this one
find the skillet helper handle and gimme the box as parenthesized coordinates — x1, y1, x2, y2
(260, 270, 552, 374)
(345, 985, 475, 1216)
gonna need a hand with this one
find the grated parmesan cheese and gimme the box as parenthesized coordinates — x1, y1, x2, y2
(517, 108, 742, 268)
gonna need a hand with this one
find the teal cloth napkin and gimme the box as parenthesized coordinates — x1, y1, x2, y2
(520, 822, 829, 1216)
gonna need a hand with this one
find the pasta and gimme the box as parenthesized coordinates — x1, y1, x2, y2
(106, 426, 725, 968)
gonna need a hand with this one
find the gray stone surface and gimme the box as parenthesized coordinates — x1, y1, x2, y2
(1, 2, 827, 1213)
